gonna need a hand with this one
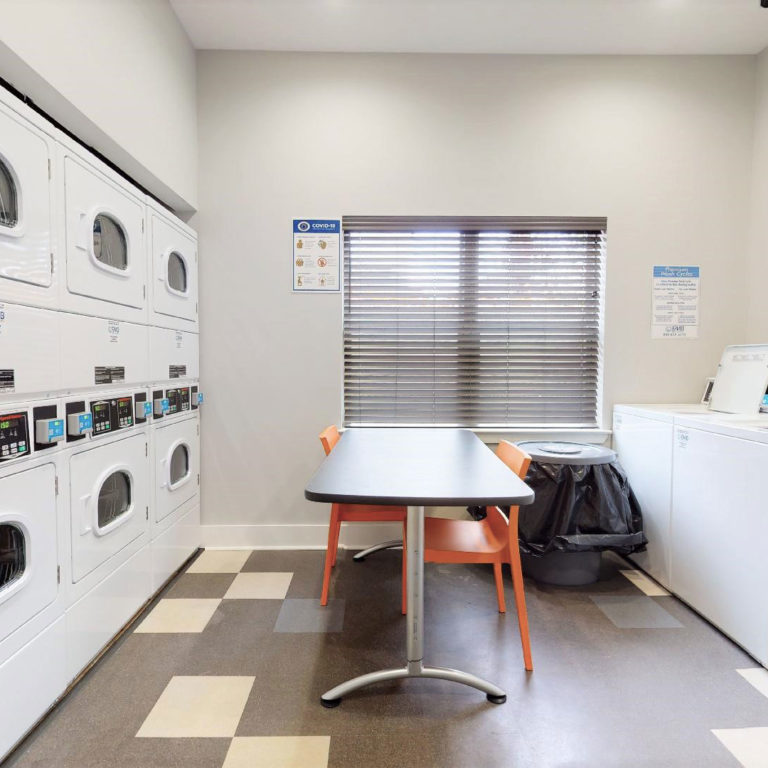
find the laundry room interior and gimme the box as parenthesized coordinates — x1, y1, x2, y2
(3, 2, 768, 767)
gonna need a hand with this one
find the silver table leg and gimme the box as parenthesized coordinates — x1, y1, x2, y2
(321, 505, 507, 707)
(352, 539, 403, 561)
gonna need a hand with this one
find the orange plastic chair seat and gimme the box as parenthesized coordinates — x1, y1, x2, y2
(424, 517, 508, 562)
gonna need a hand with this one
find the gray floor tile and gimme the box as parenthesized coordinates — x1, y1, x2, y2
(163, 573, 237, 599)
(274, 599, 346, 633)
(590, 594, 684, 628)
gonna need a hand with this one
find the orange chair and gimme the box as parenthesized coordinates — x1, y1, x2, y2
(421, 440, 534, 671)
(319, 426, 408, 614)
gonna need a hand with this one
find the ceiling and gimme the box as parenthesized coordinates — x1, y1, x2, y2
(170, 0, 768, 55)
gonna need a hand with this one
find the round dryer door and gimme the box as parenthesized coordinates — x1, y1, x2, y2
(169, 443, 190, 488)
(0, 523, 25, 593)
(92, 214, 128, 271)
(97, 470, 132, 530)
(167, 251, 188, 294)
(0, 157, 19, 228)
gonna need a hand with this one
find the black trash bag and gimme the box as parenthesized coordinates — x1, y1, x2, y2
(517, 461, 647, 556)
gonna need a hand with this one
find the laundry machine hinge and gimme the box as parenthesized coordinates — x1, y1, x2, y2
(197, 474, 200, 486)
(48, 159, 51, 179)
(55, 475, 59, 495)
(145, 506, 149, 521)
(145, 443, 148, 457)
(143, 285, 146, 299)
(141, 219, 145, 233)
(57, 565, 60, 584)
(50, 252, 54, 275)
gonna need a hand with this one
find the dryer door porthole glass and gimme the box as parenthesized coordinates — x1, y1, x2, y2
(170, 444, 190, 486)
(97, 471, 131, 529)
(0, 523, 26, 593)
(93, 214, 128, 270)
(0, 157, 19, 228)
(167, 251, 188, 293)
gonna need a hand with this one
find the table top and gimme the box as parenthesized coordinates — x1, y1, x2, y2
(305, 428, 535, 507)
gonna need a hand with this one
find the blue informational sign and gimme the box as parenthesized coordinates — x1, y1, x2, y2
(653, 266, 700, 279)
(293, 218, 341, 292)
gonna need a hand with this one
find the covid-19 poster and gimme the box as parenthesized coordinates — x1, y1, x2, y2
(292, 219, 340, 292)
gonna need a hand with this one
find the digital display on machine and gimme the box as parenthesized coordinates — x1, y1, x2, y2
(0, 412, 30, 461)
(166, 388, 191, 415)
(90, 401, 112, 435)
(117, 397, 134, 428)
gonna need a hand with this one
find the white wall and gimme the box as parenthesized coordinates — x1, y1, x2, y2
(747, 46, 768, 341)
(196, 51, 755, 544)
(0, 0, 197, 212)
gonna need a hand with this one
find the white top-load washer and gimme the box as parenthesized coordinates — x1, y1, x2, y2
(147, 197, 198, 333)
(58, 137, 147, 324)
(0, 97, 57, 310)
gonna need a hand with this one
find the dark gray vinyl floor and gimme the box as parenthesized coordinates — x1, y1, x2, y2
(5, 549, 768, 768)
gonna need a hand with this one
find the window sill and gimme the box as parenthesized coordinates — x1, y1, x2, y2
(340, 426, 611, 445)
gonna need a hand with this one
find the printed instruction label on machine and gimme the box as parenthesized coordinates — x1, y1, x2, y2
(652, 266, 700, 339)
(293, 219, 340, 292)
(108, 320, 121, 343)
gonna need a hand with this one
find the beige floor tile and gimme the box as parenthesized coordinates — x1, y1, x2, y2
(222, 736, 331, 768)
(223, 572, 293, 600)
(136, 676, 254, 738)
(619, 569, 670, 597)
(187, 549, 252, 574)
(134, 599, 221, 634)
(712, 727, 768, 768)
(737, 668, 768, 700)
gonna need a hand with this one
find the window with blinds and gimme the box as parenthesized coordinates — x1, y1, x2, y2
(342, 216, 605, 429)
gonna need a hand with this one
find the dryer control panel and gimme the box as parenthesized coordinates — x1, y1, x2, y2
(89, 394, 136, 437)
(165, 387, 191, 415)
(0, 412, 30, 462)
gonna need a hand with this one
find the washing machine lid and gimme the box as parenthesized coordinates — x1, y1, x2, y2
(516, 441, 616, 465)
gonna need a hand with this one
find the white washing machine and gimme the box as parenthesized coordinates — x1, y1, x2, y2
(62, 386, 150, 603)
(148, 198, 198, 333)
(0, 301, 61, 402)
(58, 140, 147, 323)
(149, 325, 199, 385)
(0, 96, 58, 310)
(60, 310, 149, 392)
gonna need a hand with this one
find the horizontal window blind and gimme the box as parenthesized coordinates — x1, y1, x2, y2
(343, 216, 605, 428)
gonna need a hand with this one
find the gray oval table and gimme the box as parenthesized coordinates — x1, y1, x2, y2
(305, 428, 535, 707)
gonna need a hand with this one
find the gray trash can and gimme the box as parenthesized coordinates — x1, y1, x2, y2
(515, 441, 646, 586)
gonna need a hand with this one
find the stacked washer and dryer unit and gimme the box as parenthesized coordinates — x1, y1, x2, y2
(0, 89, 201, 758)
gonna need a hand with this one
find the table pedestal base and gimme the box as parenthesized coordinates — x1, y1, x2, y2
(320, 505, 507, 708)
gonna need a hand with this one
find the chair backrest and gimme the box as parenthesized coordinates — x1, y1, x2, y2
(495, 440, 532, 480)
(319, 425, 341, 456)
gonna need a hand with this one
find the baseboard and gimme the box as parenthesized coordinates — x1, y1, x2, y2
(200, 522, 403, 550)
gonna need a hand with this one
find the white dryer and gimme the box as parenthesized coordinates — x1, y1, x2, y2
(0, 396, 65, 664)
(0, 96, 57, 309)
(151, 384, 199, 535)
(59, 141, 147, 323)
(149, 382, 200, 588)
(63, 387, 151, 604)
(0, 395, 69, 763)
(0, 301, 61, 402)
(148, 198, 198, 333)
